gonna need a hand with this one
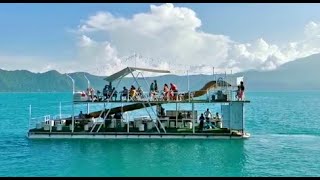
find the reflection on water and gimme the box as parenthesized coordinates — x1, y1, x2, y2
(25, 139, 247, 177)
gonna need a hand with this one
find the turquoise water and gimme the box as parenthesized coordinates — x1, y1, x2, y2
(1, 92, 320, 177)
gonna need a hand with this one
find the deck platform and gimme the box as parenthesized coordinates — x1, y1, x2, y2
(73, 99, 251, 104)
(27, 131, 248, 139)
(28, 126, 249, 139)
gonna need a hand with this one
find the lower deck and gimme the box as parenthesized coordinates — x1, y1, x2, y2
(28, 132, 249, 139)
(28, 125, 249, 139)
(28, 98, 249, 140)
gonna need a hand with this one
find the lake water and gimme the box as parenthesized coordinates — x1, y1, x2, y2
(0, 92, 320, 177)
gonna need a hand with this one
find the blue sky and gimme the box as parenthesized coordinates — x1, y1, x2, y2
(1, 3, 320, 75)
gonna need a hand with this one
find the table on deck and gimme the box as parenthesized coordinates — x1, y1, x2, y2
(158, 117, 194, 128)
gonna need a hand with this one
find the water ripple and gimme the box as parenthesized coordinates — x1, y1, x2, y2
(0, 92, 320, 176)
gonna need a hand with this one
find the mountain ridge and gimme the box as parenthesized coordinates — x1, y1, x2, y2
(1, 53, 320, 92)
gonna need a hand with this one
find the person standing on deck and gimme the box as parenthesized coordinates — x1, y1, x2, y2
(149, 82, 155, 99)
(239, 81, 245, 100)
(156, 104, 165, 117)
(235, 85, 241, 100)
(199, 113, 205, 132)
(170, 83, 178, 100)
(88, 87, 95, 101)
(154, 80, 158, 92)
(107, 82, 113, 99)
(163, 84, 170, 101)
(204, 108, 212, 123)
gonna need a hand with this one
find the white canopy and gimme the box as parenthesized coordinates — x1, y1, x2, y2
(104, 67, 171, 82)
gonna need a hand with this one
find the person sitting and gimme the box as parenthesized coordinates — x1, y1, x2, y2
(86, 88, 92, 101)
(187, 112, 192, 118)
(163, 84, 170, 101)
(160, 106, 165, 117)
(129, 85, 137, 100)
(156, 105, 161, 117)
(103, 85, 109, 100)
(79, 111, 85, 119)
(170, 83, 178, 100)
(215, 112, 220, 120)
(199, 113, 205, 132)
(111, 87, 117, 101)
(104, 113, 113, 129)
(114, 112, 122, 120)
(212, 112, 221, 125)
(88, 87, 95, 101)
(137, 86, 144, 99)
(114, 112, 123, 128)
(121, 86, 129, 101)
(94, 90, 102, 102)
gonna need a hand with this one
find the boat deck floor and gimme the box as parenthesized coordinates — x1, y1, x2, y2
(73, 100, 250, 104)
(28, 126, 246, 137)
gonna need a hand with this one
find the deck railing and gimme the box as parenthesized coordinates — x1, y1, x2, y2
(76, 88, 243, 103)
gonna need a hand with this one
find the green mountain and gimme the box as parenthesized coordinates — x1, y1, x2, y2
(1, 53, 320, 92)
(234, 53, 320, 91)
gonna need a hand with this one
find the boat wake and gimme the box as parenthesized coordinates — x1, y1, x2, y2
(254, 133, 320, 139)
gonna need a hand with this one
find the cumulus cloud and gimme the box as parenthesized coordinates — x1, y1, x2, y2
(74, 3, 320, 75)
(76, 3, 232, 75)
(2, 3, 320, 76)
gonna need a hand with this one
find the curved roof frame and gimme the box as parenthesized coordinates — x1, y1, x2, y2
(104, 67, 170, 82)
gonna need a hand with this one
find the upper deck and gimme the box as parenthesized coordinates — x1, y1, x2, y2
(73, 99, 250, 104)
(71, 66, 249, 105)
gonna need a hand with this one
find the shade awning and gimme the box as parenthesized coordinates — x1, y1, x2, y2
(104, 67, 170, 82)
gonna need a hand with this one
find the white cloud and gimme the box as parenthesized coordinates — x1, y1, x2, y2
(0, 55, 57, 72)
(77, 3, 232, 74)
(2, 4, 320, 76)
(78, 35, 95, 47)
(304, 21, 320, 38)
(74, 3, 320, 75)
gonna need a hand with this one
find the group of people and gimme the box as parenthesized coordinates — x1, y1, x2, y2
(84, 79, 244, 102)
(149, 80, 179, 101)
(121, 85, 144, 101)
(85, 87, 104, 102)
(198, 108, 221, 131)
(86, 87, 95, 100)
(102, 83, 118, 101)
(84, 79, 180, 102)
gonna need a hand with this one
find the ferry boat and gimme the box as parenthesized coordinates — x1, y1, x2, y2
(27, 67, 250, 139)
